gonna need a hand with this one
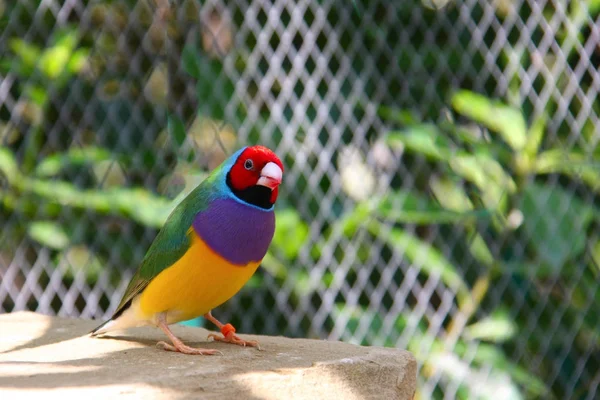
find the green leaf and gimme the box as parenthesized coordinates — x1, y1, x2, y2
(0, 146, 19, 184)
(464, 309, 517, 342)
(377, 105, 419, 125)
(430, 176, 474, 212)
(375, 191, 490, 224)
(39, 30, 79, 79)
(535, 150, 600, 192)
(35, 147, 112, 177)
(67, 48, 89, 74)
(24, 84, 49, 107)
(182, 45, 201, 79)
(451, 90, 527, 151)
(440, 121, 486, 145)
(260, 252, 288, 279)
(339, 201, 374, 237)
(449, 153, 514, 212)
(21, 178, 172, 228)
(272, 208, 309, 259)
(450, 153, 513, 191)
(520, 183, 596, 272)
(93, 160, 126, 188)
(9, 38, 41, 69)
(591, 239, 600, 277)
(588, 0, 600, 15)
(386, 124, 454, 161)
(27, 221, 70, 250)
(469, 233, 495, 267)
(524, 114, 546, 158)
(369, 221, 470, 301)
(167, 114, 187, 147)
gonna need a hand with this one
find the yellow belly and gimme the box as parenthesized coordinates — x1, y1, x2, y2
(137, 230, 260, 324)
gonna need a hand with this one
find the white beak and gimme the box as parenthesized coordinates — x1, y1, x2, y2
(257, 162, 282, 189)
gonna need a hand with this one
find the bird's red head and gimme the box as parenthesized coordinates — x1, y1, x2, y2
(228, 145, 284, 207)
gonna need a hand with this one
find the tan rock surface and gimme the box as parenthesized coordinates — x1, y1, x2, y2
(0, 312, 416, 399)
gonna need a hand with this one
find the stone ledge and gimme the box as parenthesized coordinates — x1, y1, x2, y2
(0, 312, 416, 399)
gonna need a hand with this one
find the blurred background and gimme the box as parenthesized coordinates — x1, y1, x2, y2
(1, 0, 599, 398)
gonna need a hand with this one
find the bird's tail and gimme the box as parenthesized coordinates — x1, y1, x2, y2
(89, 298, 145, 336)
(89, 318, 113, 336)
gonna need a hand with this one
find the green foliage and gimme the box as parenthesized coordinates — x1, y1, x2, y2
(381, 90, 599, 399)
(521, 183, 596, 274)
(34, 147, 113, 177)
(452, 90, 528, 151)
(27, 221, 70, 250)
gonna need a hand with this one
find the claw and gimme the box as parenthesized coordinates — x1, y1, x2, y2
(156, 313, 222, 356)
(203, 312, 262, 350)
(156, 340, 222, 355)
(207, 332, 261, 349)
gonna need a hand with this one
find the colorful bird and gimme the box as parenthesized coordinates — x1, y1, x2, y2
(91, 145, 283, 355)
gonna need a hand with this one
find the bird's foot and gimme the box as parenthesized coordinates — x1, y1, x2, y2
(207, 323, 261, 349)
(156, 340, 222, 356)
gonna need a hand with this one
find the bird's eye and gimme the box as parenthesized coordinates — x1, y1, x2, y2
(244, 159, 254, 170)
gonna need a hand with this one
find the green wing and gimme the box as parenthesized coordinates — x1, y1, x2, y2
(110, 183, 214, 318)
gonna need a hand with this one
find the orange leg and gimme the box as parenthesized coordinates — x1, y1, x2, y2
(204, 311, 261, 349)
(156, 313, 222, 355)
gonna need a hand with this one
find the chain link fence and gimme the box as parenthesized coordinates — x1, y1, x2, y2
(1, 0, 599, 398)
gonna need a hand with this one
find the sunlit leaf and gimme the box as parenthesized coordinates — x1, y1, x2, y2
(67, 48, 89, 74)
(535, 149, 600, 192)
(0, 122, 20, 145)
(260, 252, 288, 279)
(376, 191, 490, 224)
(339, 201, 374, 236)
(469, 233, 495, 267)
(587, 0, 600, 14)
(524, 114, 546, 158)
(21, 178, 172, 228)
(450, 153, 514, 213)
(28, 221, 69, 250)
(35, 147, 112, 177)
(386, 124, 454, 161)
(591, 239, 600, 277)
(39, 30, 79, 79)
(0, 146, 19, 184)
(93, 159, 127, 188)
(464, 309, 517, 342)
(451, 153, 515, 193)
(272, 208, 309, 259)
(9, 38, 41, 70)
(451, 90, 527, 151)
(24, 84, 48, 107)
(441, 122, 486, 145)
(430, 176, 473, 212)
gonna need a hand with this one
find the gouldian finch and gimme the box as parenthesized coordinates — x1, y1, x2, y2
(91, 145, 283, 355)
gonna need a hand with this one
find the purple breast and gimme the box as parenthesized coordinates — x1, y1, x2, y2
(192, 198, 275, 266)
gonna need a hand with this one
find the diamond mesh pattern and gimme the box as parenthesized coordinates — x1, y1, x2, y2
(1, 0, 599, 398)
